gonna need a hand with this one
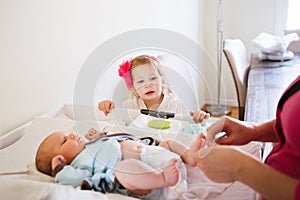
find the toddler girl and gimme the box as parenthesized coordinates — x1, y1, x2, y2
(98, 55, 210, 123)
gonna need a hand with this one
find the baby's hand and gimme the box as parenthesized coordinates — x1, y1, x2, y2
(98, 100, 115, 116)
(190, 110, 210, 123)
(85, 128, 107, 141)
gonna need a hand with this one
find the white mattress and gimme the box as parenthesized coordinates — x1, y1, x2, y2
(0, 105, 261, 200)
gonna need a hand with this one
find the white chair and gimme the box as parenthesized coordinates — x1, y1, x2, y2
(95, 52, 201, 114)
(284, 29, 300, 53)
(223, 39, 250, 120)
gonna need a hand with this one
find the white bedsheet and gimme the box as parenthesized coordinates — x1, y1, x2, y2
(0, 112, 260, 200)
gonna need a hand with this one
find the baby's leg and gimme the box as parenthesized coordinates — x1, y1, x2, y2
(115, 159, 179, 195)
(184, 133, 206, 166)
(159, 133, 205, 167)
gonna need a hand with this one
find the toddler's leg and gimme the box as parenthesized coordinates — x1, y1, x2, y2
(115, 159, 179, 195)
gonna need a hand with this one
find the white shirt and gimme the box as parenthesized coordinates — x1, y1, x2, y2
(123, 91, 189, 114)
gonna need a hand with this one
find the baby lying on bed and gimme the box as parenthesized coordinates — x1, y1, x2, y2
(35, 128, 205, 199)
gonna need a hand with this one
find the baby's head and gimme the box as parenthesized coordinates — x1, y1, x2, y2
(35, 131, 85, 176)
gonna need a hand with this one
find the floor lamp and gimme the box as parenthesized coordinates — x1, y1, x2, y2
(206, 0, 231, 116)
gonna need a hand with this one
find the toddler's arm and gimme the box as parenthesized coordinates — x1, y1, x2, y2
(98, 100, 115, 116)
(190, 110, 210, 123)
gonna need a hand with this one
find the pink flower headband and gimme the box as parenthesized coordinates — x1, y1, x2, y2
(118, 59, 133, 89)
(118, 56, 159, 89)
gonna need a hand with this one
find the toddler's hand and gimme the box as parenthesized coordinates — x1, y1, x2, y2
(190, 110, 210, 123)
(85, 128, 107, 141)
(98, 100, 115, 116)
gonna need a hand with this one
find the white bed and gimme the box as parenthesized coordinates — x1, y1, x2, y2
(0, 50, 261, 199)
(0, 105, 261, 200)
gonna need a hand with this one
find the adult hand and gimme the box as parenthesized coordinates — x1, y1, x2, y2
(98, 100, 115, 116)
(190, 110, 210, 123)
(197, 143, 299, 200)
(196, 145, 245, 183)
(206, 116, 255, 145)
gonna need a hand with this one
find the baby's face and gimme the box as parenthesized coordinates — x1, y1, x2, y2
(46, 131, 85, 164)
(131, 63, 163, 101)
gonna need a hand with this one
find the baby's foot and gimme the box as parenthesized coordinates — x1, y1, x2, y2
(85, 128, 107, 141)
(162, 159, 179, 186)
(158, 140, 170, 150)
(185, 133, 206, 167)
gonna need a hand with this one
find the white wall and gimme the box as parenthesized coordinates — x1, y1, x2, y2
(0, 0, 200, 135)
(0, 0, 279, 136)
(200, 0, 277, 105)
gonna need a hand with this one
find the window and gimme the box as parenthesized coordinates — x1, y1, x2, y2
(286, 0, 300, 30)
(274, 0, 300, 35)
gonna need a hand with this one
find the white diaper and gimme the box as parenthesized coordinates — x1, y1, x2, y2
(140, 146, 188, 200)
(140, 146, 179, 168)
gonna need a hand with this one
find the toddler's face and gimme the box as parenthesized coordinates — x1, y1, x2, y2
(131, 63, 163, 101)
(46, 131, 85, 164)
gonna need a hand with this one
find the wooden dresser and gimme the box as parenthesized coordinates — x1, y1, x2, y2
(245, 53, 300, 123)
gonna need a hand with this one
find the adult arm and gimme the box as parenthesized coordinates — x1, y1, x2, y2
(197, 145, 299, 199)
(237, 153, 299, 200)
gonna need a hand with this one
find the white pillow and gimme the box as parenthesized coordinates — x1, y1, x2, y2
(0, 118, 110, 175)
(0, 118, 75, 174)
